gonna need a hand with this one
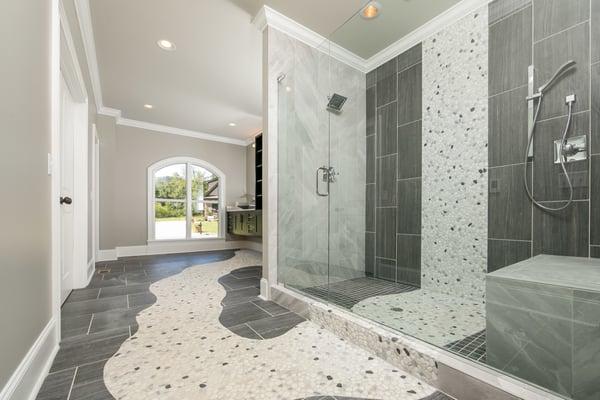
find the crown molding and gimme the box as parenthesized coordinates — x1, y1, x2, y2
(253, 5, 368, 73)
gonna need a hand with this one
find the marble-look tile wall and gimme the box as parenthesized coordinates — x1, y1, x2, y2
(488, 0, 600, 269)
(272, 28, 366, 289)
(421, 8, 489, 299)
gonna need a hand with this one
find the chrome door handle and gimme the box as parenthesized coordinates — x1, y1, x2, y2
(316, 166, 329, 197)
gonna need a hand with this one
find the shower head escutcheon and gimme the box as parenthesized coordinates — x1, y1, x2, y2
(327, 93, 347, 113)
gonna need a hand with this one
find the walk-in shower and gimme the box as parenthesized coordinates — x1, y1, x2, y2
(274, 1, 599, 399)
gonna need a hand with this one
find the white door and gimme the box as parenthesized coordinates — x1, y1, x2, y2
(60, 74, 76, 303)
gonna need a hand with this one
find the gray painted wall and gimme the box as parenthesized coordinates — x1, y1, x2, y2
(97, 115, 247, 250)
(0, 0, 53, 388)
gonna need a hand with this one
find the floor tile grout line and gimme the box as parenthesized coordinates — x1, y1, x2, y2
(244, 323, 264, 340)
(250, 300, 275, 317)
(66, 366, 78, 400)
(96, 288, 101, 300)
(86, 314, 94, 335)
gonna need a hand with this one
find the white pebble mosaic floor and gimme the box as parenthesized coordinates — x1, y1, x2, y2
(103, 250, 448, 400)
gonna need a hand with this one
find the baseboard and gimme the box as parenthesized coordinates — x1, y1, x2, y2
(0, 318, 59, 400)
(97, 240, 263, 261)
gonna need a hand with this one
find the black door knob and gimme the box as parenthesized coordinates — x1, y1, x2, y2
(60, 196, 73, 205)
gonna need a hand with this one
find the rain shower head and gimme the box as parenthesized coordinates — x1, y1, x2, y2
(538, 60, 576, 94)
(327, 93, 347, 113)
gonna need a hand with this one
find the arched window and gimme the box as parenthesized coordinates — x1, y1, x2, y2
(147, 157, 225, 241)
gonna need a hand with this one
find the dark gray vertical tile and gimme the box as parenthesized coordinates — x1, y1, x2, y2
(489, 6, 532, 95)
(367, 69, 377, 88)
(377, 102, 398, 156)
(376, 58, 397, 106)
(396, 179, 421, 234)
(397, 63, 422, 126)
(376, 207, 396, 259)
(534, 22, 590, 120)
(592, 62, 600, 155)
(366, 86, 376, 136)
(489, 86, 528, 167)
(489, 0, 532, 25)
(365, 232, 375, 276)
(375, 258, 396, 282)
(487, 239, 531, 272)
(396, 234, 421, 286)
(533, 0, 589, 41)
(489, 164, 532, 240)
(397, 43, 422, 72)
(397, 120, 422, 179)
(366, 135, 375, 184)
(377, 155, 397, 206)
(533, 112, 589, 201)
(591, 245, 600, 258)
(593, 0, 600, 63)
(591, 155, 600, 244)
(533, 200, 589, 256)
(366, 183, 375, 231)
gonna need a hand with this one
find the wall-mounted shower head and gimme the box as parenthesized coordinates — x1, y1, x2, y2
(538, 60, 576, 94)
(327, 93, 347, 113)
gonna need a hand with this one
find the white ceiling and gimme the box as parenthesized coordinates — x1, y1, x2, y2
(88, 0, 462, 142)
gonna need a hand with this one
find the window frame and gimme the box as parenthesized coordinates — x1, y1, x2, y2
(147, 157, 226, 242)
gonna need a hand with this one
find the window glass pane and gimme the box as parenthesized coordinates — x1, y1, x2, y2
(191, 165, 219, 238)
(154, 201, 186, 240)
(154, 164, 186, 200)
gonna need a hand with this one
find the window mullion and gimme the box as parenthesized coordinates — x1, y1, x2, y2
(186, 163, 192, 239)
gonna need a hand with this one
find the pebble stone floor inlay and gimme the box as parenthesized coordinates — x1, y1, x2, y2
(37, 249, 452, 400)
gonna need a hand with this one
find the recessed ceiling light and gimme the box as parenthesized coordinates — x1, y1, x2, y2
(144, 104, 153, 109)
(157, 39, 176, 51)
(361, 1, 382, 19)
(228, 122, 237, 127)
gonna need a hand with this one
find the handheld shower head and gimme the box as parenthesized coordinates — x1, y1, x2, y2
(538, 60, 576, 94)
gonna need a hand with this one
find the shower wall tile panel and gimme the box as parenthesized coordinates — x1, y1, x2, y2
(533, 21, 590, 120)
(591, 246, 600, 258)
(376, 58, 397, 106)
(488, 86, 528, 167)
(376, 207, 396, 260)
(396, 235, 421, 286)
(397, 64, 422, 126)
(397, 43, 422, 72)
(366, 69, 377, 89)
(377, 102, 397, 156)
(489, 0, 531, 25)
(366, 183, 375, 232)
(375, 258, 396, 282)
(592, 62, 600, 155)
(376, 155, 397, 206)
(396, 179, 422, 235)
(488, 5, 532, 96)
(422, 7, 489, 299)
(532, 201, 589, 257)
(365, 232, 375, 276)
(593, 0, 600, 64)
(533, 0, 590, 41)
(366, 135, 375, 184)
(487, 239, 531, 273)
(591, 155, 600, 245)
(366, 86, 376, 136)
(532, 112, 590, 201)
(397, 120, 422, 179)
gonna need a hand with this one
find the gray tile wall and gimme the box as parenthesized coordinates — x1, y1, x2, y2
(488, 0, 600, 269)
(366, 44, 423, 286)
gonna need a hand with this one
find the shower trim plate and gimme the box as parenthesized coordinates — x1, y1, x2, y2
(553, 134, 587, 164)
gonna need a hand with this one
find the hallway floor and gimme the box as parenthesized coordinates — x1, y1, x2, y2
(37, 250, 451, 400)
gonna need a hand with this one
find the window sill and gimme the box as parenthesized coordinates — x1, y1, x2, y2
(148, 237, 225, 244)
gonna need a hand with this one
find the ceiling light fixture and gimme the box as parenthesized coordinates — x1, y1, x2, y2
(228, 122, 237, 127)
(361, 1, 382, 19)
(144, 104, 154, 109)
(157, 39, 176, 51)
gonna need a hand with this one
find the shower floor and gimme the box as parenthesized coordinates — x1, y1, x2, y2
(301, 277, 487, 363)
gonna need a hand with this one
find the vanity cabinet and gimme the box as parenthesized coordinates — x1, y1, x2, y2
(227, 210, 262, 237)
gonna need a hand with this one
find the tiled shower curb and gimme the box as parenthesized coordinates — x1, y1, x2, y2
(270, 285, 563, 400)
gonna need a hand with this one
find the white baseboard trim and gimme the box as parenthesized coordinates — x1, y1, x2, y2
(97, 240, 263, 261)
(0, 318, 59, 400)
(85, 258, 95, 286)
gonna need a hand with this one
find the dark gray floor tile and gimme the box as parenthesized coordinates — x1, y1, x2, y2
(377, 102, 397, 156)
(489, 0, 531, 25)
(366, 69, 376, 88)
(593, 0, 600, 64)
(260, 326, 300, 339)
(592, 62, 600, 155)
(365, 232, 375, 277)
(229, 266, 261, 279)
(73, 359, 107, 387)
(489, 6, 532, 96)
(533, 112, 589, 201)
(397, 120, 421, 179)
(376, 57, 397, 106)
(366, 86, 376, 136)
(61, 296, 127, 318)
(219, 302, 271, 328)
(591, 246, 600, 258)
(396, 179, 421, 235)
(533, 200, 589, 256)
(88, 307, 144, 334)
(533, 0, 589, 41)
(50, 333, 128, 373)
(62, 314, 92, 339)
(86, 278, 124, 289)
(366, 135, 375, 184)
(122, 261, 143, 271)
(591, 155, 600, 245)
(376, 208, 396, 259)
(251, 299, 290, 316)
(376, 155, 397, 206)
(397, 63, 422, 126)
(488, 239, 532, 272)
(396, 234, 421, 286)
(534, 22, 589, 120)
(375, 258, 396, 282)
(366, 183, 375, 231)
(70, 379, 113, 400)
(66, 288, 100, 303)
(124, 271, 150, 285)
(61, 327, 131, 347)
(218, 274, 260, 290)
(220, 286, 261, 306)
(489, 164, 532, 240)
(99, 283, 150, 298)
(228, 323, 262, 340)
(246, 312, 305, 335)
(397, 43, 422, 72)
(128, 292, 156, 307)
(36, 368, 75, 400)
(489, 86, 528, 167)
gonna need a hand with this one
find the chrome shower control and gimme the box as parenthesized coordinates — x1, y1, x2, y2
(554, 135, 587, 164)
